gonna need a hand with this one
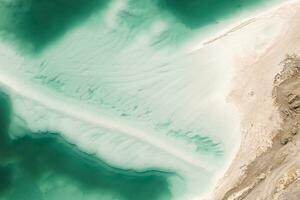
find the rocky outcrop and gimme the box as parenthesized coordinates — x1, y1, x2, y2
(222, 55, 300, 200)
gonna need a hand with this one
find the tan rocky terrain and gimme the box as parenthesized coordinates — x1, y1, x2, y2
(206, 2, 300, 199)
(221, 55, 300, 200)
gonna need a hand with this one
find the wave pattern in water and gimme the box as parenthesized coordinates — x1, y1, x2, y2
(0, 0, 276, 199)
(0, 91, 172, 200)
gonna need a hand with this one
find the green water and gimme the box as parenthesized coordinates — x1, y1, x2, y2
(0, 0, 280, 199)
(157, 0, 266, 28)
(0, 0, 271, 54)
(0, 0, 110, 53)
(0, 91, 172, 200)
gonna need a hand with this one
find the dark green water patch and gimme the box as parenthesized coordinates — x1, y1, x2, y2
(0, 91, 12, 146)
(0, 165, 13, 195)
(157, 0, 268, 28)
(0, 0, 110, 54)
(0, 91, 172, 200)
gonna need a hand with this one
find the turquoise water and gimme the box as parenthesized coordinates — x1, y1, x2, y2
(0, 0, 110, 53)
(157, 0, 267, 28)
(0, 0, 271, 54)
(0, 0, 280, 199)
(0, 91, 172, 200)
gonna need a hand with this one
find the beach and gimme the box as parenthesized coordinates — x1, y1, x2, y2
(209, 1, 300, 199)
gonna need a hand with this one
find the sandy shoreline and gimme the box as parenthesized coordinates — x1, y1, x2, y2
(209, 1, 300, 199)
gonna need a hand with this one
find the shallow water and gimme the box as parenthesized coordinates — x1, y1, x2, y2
(0, 0, 272, 54)
(0, 0, 282, 199)
(157, 0, 268, 28)
(0, 92, 172, 200)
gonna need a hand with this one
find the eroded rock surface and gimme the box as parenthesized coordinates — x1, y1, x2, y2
(222, 55, 300, 200)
